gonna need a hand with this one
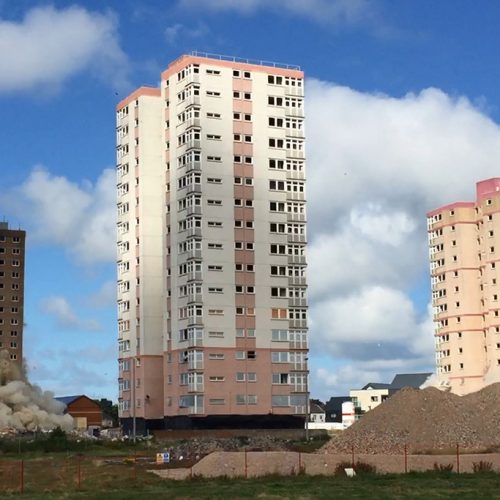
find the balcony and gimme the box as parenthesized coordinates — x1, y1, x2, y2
(289, 276, 306, 286)
(287, 213, 306, 223)
(187, 270, 203, 282)
(292, 383, 307, 392)
(186, 183, 202, 195)
(185, 117, 201, 129)
(186, 73, 200, 85)
(188, 382, 204, 392)
(188, 336, 203, 348)
(285, 86, 304, 97)
(289, 297, 307, 307)
(287, 191, 306, 201)
(288, 255, 306, 265)
(286, 129, 305, 139)
(289, 319, 307, 329)
(187, 248, 202, 260)
(185, 161, 202, 173)
(186, 205, 202, 216)
(187, 293, 203, 304)
(189, 405, 204, 415)
(185, 95, 201, 108)
(285, 107, 305, 118)
(289, 339, 308, 350)
(188, 359, 204, 370)
(187, 227, 202, 238)
(185, 139, 201, 151)
(287, 234, 306, 244)
(290, 361, 308, 371)
(286, 149, 305, 160)
(286, 170, 306, 181)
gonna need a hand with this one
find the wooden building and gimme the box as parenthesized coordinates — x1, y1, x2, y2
(56, 395, 102, 429)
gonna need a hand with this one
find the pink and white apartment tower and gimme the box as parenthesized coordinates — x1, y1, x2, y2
(116, 53, 308, 432)
(427, 178, 500, 395)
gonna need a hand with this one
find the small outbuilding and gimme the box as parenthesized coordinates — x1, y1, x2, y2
(56, 395, 102, 430)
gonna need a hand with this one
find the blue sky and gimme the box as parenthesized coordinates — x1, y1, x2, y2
(2, 0, 500, 401)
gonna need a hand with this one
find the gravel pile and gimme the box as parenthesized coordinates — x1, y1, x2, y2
(323, 383, 500, 454)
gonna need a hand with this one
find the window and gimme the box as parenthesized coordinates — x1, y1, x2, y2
(209, 353, 225, 360)
(208, 331, 224, 338)
(236, 351, 246, 360)
(209, 376, 225, 382)
(271, 308, 287, 319)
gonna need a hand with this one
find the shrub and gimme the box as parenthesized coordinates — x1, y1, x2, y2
(433, 462, 454, 472)
(472, 461, 493, 473)
(334, 460, 377, 476)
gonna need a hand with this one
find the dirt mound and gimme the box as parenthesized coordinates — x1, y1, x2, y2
(323, 383, 500, 454)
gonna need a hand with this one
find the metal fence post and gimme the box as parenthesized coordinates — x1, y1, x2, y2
(404, 444, 408, 473)
(77, 456, 81, 489)
(351, 445, 355, 468)
(19, 459, 24, 495)
(456, 443, 460, 474)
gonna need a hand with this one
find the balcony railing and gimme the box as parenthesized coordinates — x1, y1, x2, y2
(287, 234, 306, 244)
(287, 212, 306, 222)
(186, 206, 202, 216)
(187, 227, 202, 238)
(288, 255, 306, 265)
(289, 319, 307, 329)
(187, 270, 203, 282)
(185, 161, 202, 173)
(287, 191, 306, 201)
(285, 86, 304, 97)
(185, 96, 201, 107)
(286, 149, 305, 160)
(289, 297, 307, 307)
(188, 359, 204, 370)
(285, 108, 305, 118)
(289, 276, 306, 286)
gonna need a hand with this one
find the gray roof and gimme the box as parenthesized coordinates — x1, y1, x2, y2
(56, 395, 86, 407)
(361, 382, 392, 390)
(390, 373, 432, 389)
(309, 402, 325, 414)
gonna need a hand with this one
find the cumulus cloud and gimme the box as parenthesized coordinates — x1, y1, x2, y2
(40, 296, 101, 331)
(2, 167, 116, 265)
(0, 5, 129, 93)
(306, 79, 500, 397)
(179, 0, 373, 25)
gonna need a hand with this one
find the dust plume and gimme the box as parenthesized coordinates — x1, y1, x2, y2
(0, 350, 73, 431)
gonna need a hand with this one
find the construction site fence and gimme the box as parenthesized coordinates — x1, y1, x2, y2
(0, 446, 499, 495)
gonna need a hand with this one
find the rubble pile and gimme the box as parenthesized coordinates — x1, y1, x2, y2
(157, 435, 292, 462)
(323, 383, 500, 454)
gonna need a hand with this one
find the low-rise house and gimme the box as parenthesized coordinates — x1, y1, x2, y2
(309, 401, 326, 422)
(324, 396, 352, 423)
(349, 373, 432, 414)
(56, 395, 103, 430)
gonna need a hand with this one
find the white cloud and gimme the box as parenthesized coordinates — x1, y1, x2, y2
(179, 0, 373, 25)
(0, 5, 129, 93)
(310, 286, 433, 360)
(165, 22, 209, 44)
(306, 79, 500, 397)
(2, 167, 116, 265)
(87, 281, 116, 308)
(40, 296, 101, 331)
